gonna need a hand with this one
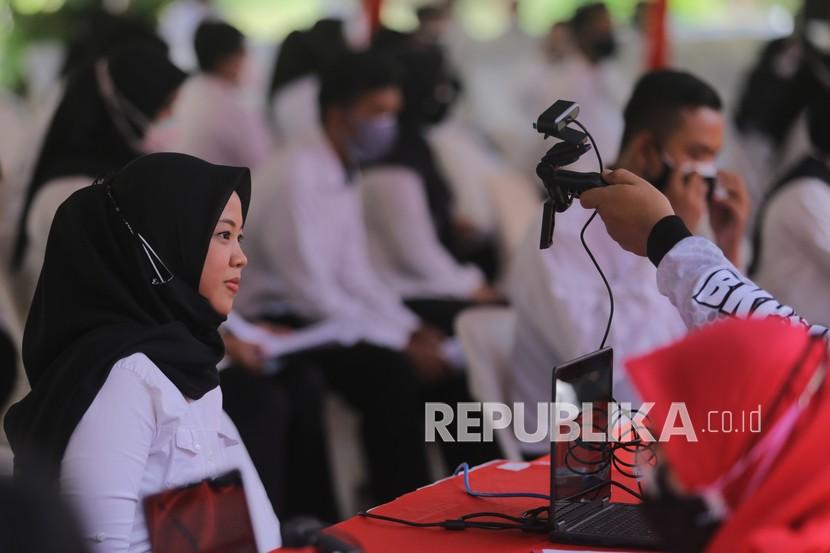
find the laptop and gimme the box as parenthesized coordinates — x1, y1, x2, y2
(548, 348, 663, 550)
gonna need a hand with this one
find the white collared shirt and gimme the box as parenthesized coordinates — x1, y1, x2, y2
(506, 208, 686, 453)
(361, 166, 484, 300)
(172, 75, 273, 170)
(61, 352, 281, 553)
(754, 176, 830, 325)
(236, 135, 419, 350)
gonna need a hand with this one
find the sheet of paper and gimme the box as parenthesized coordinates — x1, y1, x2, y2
(222, 312, 361, 359)
(258, 320, 357, 358)
(497, 462, 531, 472)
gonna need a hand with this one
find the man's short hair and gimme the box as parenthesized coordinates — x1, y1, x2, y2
(570, 2, 609, 35)
(194, 21, 244, 73)
(621, 69, 722, 148)
(318, 51, 401, 115)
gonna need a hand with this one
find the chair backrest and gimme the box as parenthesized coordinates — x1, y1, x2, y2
(455, 306, 523, 460)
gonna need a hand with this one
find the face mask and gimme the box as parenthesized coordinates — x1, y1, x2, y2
(653, 150, 718, 199)
(590, 34, 617, 61)
(349, 114, 398, 164)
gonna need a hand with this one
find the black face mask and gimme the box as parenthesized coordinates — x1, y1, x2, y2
(651, 158, 673, 192)
(650, 147, 718, 199)
(641, 465, 723, 553)
(590, 34, 617, 61)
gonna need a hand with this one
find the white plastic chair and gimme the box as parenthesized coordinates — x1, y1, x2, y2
(454, 307, 523, 461)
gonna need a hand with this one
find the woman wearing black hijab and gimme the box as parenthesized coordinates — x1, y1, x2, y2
(11, 41, 186, 308)
(4, 153, 281, 551)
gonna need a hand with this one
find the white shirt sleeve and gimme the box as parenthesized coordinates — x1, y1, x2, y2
(337, 185, 420, 347)
(362, 167, 484, 299)
(656, 236, 829, 336)
(60, 359, 157, 553)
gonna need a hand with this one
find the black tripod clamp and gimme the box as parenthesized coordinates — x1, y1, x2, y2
(537, 141, 607, 249)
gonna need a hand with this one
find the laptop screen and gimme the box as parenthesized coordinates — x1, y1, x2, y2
(550, 347, 613, 503)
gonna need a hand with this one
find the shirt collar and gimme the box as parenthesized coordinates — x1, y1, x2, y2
(313, 130, 359, 188)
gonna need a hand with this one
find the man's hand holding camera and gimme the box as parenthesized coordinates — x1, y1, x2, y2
(580, 169, 674, 257)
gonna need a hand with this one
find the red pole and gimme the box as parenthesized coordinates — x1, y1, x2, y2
(646, 0, 670, 70)
(364, 0, 383, 35)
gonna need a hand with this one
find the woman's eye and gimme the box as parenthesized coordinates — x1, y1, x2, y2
(238, 234, 245, 242)
(218, 231, 232, 240)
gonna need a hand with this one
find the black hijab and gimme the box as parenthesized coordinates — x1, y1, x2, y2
(268, 18, 349, 98)
(372, 40, 461, 251)
(4, 152, 251, 481)
(11, 41, 186, 269)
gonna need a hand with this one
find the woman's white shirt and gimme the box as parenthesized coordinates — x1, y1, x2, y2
(60, 352, 281, 553)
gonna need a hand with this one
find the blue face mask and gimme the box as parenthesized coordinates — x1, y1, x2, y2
(349, 114, 398, 164)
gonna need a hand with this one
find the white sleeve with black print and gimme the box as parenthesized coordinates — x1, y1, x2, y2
(655, 236, 829, 337)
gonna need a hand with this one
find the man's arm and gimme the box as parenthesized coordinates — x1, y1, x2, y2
(580, 170, 829, 335)
(656, 234, 828, 336)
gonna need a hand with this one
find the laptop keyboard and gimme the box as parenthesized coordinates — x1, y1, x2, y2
(556, 501, 658, 539)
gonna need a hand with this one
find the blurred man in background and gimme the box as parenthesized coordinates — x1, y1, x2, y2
(238, 51, 498, 505)
(172, 21, 273, 169)
(507, 70, 750, 456)
(734, 0, 830, 204)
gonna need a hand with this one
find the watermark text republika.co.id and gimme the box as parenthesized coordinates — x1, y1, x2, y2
(424, 402, 762, 444)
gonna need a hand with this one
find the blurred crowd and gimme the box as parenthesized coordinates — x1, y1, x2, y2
(2, 0, 830, 549)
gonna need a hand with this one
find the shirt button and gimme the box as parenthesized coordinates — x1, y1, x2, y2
(194, 443, 201, 451)
(95, 533, 106, 542)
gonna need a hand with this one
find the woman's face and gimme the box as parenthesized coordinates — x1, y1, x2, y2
(198, 192, 247, 315)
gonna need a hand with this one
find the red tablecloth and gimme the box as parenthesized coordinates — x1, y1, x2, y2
(275, 456, 647, 553)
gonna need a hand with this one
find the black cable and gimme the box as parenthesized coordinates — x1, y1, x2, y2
(358, 511, 535, 532)
(562, 402, 658, 482)
(571, 119, 614, 350)
(358, 477, 645, 534)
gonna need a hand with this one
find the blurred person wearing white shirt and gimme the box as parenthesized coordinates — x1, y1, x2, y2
(172, 21, 273, 170)
(238, 52, 500, 503)
(158, 0, 217, 71)
(751, 99, 830, 325)
(507, 70, 750, 455)
(361, 166, 492, 302)
(505, 3, 628, 184)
